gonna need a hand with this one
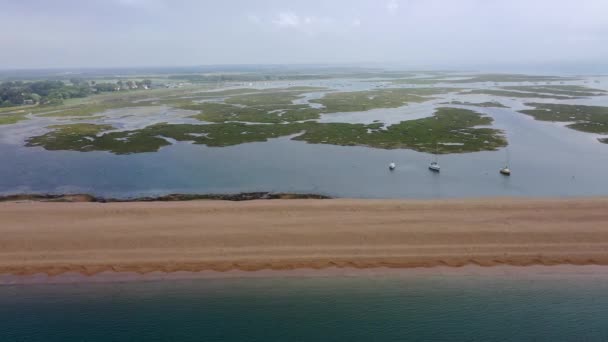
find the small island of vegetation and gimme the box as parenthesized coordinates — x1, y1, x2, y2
(519, 103, 608, 143)
(26, 107, 506, 154)
(440, 101, 509, 108)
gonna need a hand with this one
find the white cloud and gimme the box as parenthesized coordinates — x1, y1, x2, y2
(270, 12, 337, 35)
(352, 18, 362, 27)
(386, 0, 399, 14)
(272, 12, 301, 28)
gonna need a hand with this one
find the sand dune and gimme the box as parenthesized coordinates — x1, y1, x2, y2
(1, 198, 608, 276)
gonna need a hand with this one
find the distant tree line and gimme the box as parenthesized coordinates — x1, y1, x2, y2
(0, 80, 89, 106)
(0, 79, 153, 107)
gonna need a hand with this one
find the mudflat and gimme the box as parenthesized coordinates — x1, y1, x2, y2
(1, 198, 608, 276)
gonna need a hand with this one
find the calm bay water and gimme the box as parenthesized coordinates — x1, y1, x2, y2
(1, 105, 607, 199)
(2, 271, 608, 341)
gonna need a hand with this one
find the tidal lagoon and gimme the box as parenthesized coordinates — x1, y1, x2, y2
(1, 74, 608, 199)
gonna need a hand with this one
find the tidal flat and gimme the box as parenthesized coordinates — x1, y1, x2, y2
(387, 73, 579, 85)
(501, 85, 607, 97)
(460, 89, 578, 100)
(0, 112, 28, 125)
(2, 71, 608, 198)
(7, 73, 608, 154)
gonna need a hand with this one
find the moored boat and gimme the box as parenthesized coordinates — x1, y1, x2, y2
(429, 142, 440, 172)
(500, 147, 511, 176)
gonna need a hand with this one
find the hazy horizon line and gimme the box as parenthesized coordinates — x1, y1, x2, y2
(1, 61, 607, 76)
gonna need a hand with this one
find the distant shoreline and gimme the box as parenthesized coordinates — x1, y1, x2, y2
(2, 198, 608, 278)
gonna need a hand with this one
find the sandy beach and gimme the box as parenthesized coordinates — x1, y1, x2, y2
(2, 198, 608, 276)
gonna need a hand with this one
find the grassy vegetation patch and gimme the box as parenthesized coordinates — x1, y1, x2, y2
(0, 113, 28, 125)
(36, 104, 115, 117)
(36, 101, 160, 117)
(25, 108, 505, 154)
(161, 87, 325, 105)
(0, 106, 36, 114)
(25, 122, 305, 154)
(185, 88, 439, 123)
(294, 107, 506, 153)
(166, 87, 329, 123)
(26, 123, 115, 151)
(520, 103, 608, 134)
(186, 102, 322, 123)
(26, 123, 173, 154)
(225, 91, 307, 107)
(192, 88, 259, 97)
(150, 122, 306, 147)
(310, 88, 431, 112)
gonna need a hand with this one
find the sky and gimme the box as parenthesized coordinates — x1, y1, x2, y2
(1, 0, 607, 70)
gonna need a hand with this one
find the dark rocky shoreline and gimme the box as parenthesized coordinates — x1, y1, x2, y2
(0, 192, 332, 203)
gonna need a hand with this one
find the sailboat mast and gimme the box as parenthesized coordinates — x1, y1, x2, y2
(434, 142, 439, 162)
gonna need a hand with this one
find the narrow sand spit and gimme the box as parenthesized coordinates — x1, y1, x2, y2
(1, 198, 608, 276)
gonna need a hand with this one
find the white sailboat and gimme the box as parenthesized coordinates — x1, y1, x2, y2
(500, 148, 511, 176)
(429, 161, 440, 172)
(389, 162, 396, 171)
(428, 143, 440, 172)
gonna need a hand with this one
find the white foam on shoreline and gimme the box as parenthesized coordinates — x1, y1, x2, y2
(3, 265, 608, 286)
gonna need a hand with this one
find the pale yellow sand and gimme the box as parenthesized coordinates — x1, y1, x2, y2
(1, 198, 608, 276)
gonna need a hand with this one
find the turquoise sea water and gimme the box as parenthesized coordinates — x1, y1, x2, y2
(2, 272, 608, 341)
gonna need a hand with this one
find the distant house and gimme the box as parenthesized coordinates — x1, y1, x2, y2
(23, 99, 35, 105)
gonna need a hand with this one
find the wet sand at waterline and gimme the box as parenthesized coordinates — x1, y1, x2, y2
(1, 198, 608, 276)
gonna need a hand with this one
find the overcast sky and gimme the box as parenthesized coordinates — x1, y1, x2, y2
(1, 0, 607, 70)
